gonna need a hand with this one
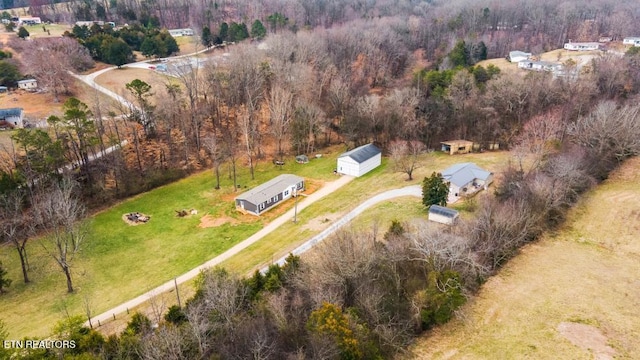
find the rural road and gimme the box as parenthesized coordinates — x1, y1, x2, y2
(263, 185, 422, 271)
(87, 175, 354, 326)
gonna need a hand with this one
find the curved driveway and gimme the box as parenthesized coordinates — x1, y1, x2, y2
(264, 185, 422, 271)
(87, 181, 423, 326)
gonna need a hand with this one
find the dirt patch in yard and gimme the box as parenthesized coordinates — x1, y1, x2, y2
(199, 214, 238, 228)
(94, 67, 173, 106)
(557, 322, 615, 360)
(302, 213, 341, 232)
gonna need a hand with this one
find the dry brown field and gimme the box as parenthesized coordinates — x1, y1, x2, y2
(411, 157, 640, 359)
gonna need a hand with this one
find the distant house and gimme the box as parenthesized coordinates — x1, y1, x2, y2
(441, 140, 473, 155)
(168, 28, 194, 37)
(17, 79, 37, 90)
(0, 86, 7, 93)
(508, 51, 531, 63)
(441, 162, 493, 203)
(563, 42, 601, 51)
(235, 174, 305, 216)
(598, 36, 613, 43)
(428, 205, 459, 225)
(0, 108, 24, 129)
(337, 143, 382, 177)
(623, 37, 640, 46)
(518, 60, 563, 74)
(18, 17, 41, 25)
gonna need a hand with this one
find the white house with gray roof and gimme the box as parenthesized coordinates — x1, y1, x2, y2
(0, 108, 24, 128)
(337, 143, 381, 177)
(508, 50, 531, 63)
(235, 174, 304, 216)
(441, 163, 493, 203)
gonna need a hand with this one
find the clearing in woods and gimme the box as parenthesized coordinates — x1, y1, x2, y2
(411, 157, 640, 359)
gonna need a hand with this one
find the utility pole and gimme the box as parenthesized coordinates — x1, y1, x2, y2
(293, 187, 298, 223)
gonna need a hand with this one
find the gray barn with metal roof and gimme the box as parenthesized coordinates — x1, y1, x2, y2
(235, 174, 304, 216)
(337, 143, 381, 177)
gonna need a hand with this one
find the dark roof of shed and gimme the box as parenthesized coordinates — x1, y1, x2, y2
(338, 143, 381, 164)
(236, 174, 304, 205)
(0, 108, 22, 119)
(428, 205, 459, 218)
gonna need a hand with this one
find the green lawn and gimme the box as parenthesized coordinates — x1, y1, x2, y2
(23, 23, 70, 38)
(0, 150, 338, 338)
(221, 151, 511, 275)
(0, 148, 510, 338)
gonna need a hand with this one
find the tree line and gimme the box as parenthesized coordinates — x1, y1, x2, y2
(3, 91, 640, 359)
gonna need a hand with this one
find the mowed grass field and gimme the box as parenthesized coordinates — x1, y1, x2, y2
(0, 148, 510, 338)
(220, 151, 509, 275)
(412, 156, 640, 359)
(0, 150, 338, 338)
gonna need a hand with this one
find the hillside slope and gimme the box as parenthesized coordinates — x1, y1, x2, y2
(412, 157, 640, 359)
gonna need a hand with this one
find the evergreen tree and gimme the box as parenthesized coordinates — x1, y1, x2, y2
(218, 22, 228, 42)
(104, 39, 134, 67)
(422, 172, 449, 208)
(140, 36, 159, 58)
(201, 25, 212, 47)
(250, 19, 266, 39)
(17, 26, 29, 39)
(0, 61, 22, 87)
(159, 30, 179, 55)
(449, 40, 470, 67)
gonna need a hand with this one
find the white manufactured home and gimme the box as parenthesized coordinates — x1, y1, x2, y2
(17, 79, 37, 90)
(235, 174, 305, 216)
(518, 60, 562, 74)
(563, 42, 601, 51)
(623, 37, 640, 46)
(337, 143, 382, 177)
(168, 28, 194, 37)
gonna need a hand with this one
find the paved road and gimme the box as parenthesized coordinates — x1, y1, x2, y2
(86, 175, 354, 326)
(263, 185, 422, 271)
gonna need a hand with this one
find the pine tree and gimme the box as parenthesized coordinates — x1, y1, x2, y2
(17, 26, 29, 39)
(201, 26, 212, 47)
(422, 172, 449, 208)
(250, 19, 267, 39)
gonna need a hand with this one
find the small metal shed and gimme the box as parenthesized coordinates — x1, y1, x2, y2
(428, 205, 459, 225)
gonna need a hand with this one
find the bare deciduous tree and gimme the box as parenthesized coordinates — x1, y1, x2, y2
(0, 190, 31, 284)
(389, 140, 425, 181)
(268, 83, 294, 163)
(34, 179, 86, 293)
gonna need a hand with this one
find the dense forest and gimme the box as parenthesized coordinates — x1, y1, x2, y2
(1, 0, 640, 358)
